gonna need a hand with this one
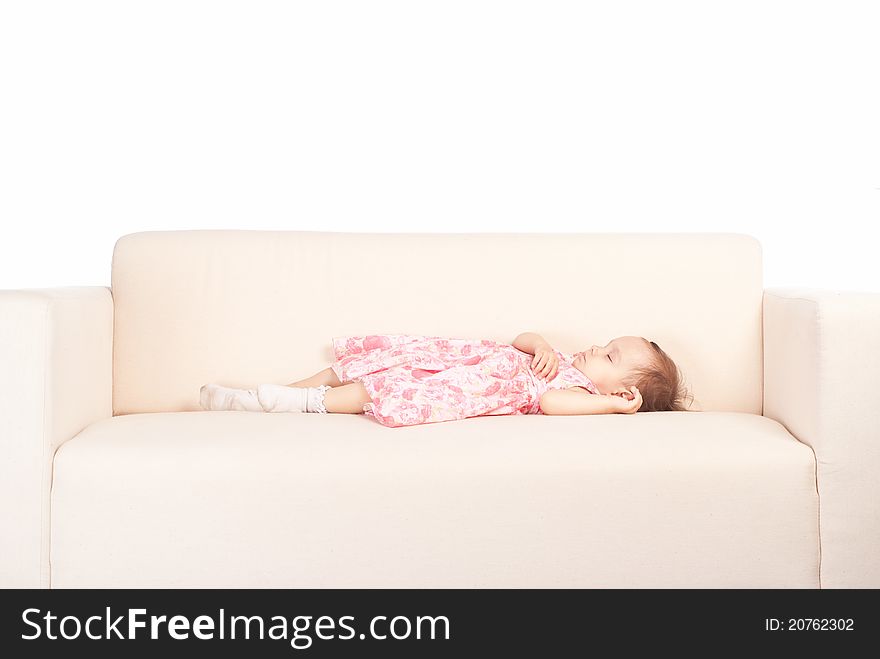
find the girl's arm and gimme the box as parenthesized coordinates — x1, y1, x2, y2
(512, 332, 553, 355)
(540, 389, 618, 415)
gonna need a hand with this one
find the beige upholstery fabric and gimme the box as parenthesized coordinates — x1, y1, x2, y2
(763, 288, 880, 589)
(51, 410, 818, 588)
(110, 231, 764, 415)
(0, 288, 113, 588)
(4, 233, 876, 589)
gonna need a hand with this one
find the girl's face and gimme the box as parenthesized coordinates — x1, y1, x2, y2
(572, 336, 653, 395)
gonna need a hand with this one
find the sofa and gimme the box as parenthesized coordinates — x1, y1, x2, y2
(1, 230, 877, 589)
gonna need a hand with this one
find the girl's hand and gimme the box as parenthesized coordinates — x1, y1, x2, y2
(606, 386, 642, 414)
(531, 343, 559, 381)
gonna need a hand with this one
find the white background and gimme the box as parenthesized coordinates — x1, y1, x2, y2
(1, 0, 878, 291)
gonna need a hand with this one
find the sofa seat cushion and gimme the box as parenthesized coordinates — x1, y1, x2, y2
(50, 411, 819, 588)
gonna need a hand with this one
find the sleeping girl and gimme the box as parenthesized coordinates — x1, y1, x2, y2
(199, 332, 693, 427)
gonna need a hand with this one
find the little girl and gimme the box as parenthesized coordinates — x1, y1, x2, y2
(199, 332, 692, 428)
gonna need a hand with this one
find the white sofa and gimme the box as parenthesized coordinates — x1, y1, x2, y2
(1, 230, 878, 589)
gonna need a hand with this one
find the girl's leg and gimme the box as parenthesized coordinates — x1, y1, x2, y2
(202, 368, 357, 413)
(287, 367, 344, 388)
(323, 382, 372, 414)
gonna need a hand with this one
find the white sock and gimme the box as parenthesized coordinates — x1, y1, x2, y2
(199, 384, 263, 412)
(305, 385, 331, 413)
(257, 384, 331, 413)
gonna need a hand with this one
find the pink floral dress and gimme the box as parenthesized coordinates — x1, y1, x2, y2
(329, 334, 599, 428)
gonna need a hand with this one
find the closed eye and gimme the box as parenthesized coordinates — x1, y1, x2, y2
(608, 355, 612, 362)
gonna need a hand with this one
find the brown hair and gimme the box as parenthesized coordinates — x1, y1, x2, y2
(621, 340, 694, 412)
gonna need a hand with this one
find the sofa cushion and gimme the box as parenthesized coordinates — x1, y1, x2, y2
(50, 411, 818, 588)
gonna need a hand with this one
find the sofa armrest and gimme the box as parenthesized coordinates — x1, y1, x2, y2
(0, 287, 112, 588)
(763, 287, 880, 588)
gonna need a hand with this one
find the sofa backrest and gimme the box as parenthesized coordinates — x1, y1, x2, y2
(110, 231, 763, 415)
